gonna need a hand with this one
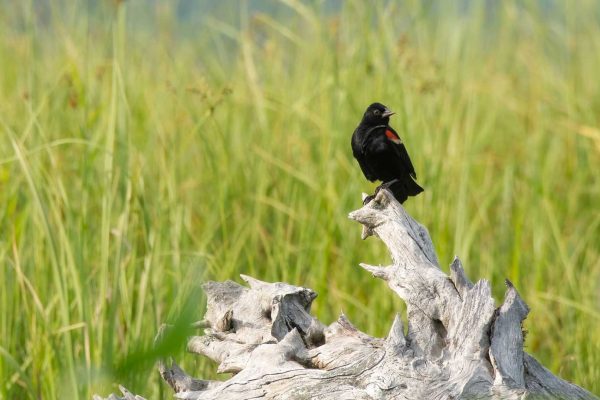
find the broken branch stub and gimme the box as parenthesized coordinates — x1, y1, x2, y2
(96, 189, 598, 400)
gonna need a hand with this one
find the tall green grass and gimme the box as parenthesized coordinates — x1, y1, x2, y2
(0, 1, 598, 398)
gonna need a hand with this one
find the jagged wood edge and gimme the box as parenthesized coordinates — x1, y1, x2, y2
(95, 190, 598, 400)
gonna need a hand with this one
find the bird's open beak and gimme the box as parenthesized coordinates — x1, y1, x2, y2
(382, 109, 395, 118)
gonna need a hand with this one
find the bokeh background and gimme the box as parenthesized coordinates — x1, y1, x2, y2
(0, 0, 599, 398)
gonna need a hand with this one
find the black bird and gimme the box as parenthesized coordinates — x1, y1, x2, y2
(351, 102, 423, 204)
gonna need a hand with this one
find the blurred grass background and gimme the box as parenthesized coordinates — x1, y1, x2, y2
(0, 0, 598, 398)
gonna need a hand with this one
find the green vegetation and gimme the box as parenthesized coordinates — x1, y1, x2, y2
(0, 1, 598, 398)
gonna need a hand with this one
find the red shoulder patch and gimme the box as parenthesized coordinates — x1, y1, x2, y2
(385, 129, 402, 144)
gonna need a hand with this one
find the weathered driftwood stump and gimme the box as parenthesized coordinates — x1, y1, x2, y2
(97, 190, 598, 400)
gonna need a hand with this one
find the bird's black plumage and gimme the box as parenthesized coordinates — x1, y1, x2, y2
(351, 102, 424, 203)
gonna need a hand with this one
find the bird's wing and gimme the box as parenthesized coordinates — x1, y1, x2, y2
(355, 154, 377, 182)
(384, 126, 417, 180)
(352, 133, 378, 182)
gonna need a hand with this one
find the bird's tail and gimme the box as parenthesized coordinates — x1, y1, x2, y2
(405, 176, 424, 196)
(385, 177, 424, 204)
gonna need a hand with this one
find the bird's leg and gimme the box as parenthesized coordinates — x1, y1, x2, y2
(375, 179, 400, 194)
(364, 179, 400, 205)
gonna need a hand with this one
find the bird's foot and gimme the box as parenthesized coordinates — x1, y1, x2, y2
(377, 179, 400, 192)
(362, 194, 375, 205)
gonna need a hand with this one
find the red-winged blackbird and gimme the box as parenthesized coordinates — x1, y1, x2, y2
(351, 102, 424, 204)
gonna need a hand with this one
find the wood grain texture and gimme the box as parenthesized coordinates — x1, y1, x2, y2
(97, 190, 598, 400)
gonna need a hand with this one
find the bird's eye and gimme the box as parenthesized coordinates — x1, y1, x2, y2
(373, 109, 381, 116)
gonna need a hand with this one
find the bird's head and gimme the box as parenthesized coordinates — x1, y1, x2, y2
(362, 102, 395, 126)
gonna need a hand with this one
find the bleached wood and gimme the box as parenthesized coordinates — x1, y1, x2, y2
(96, 190, 598, 400)
(92, 385, 146, 400)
